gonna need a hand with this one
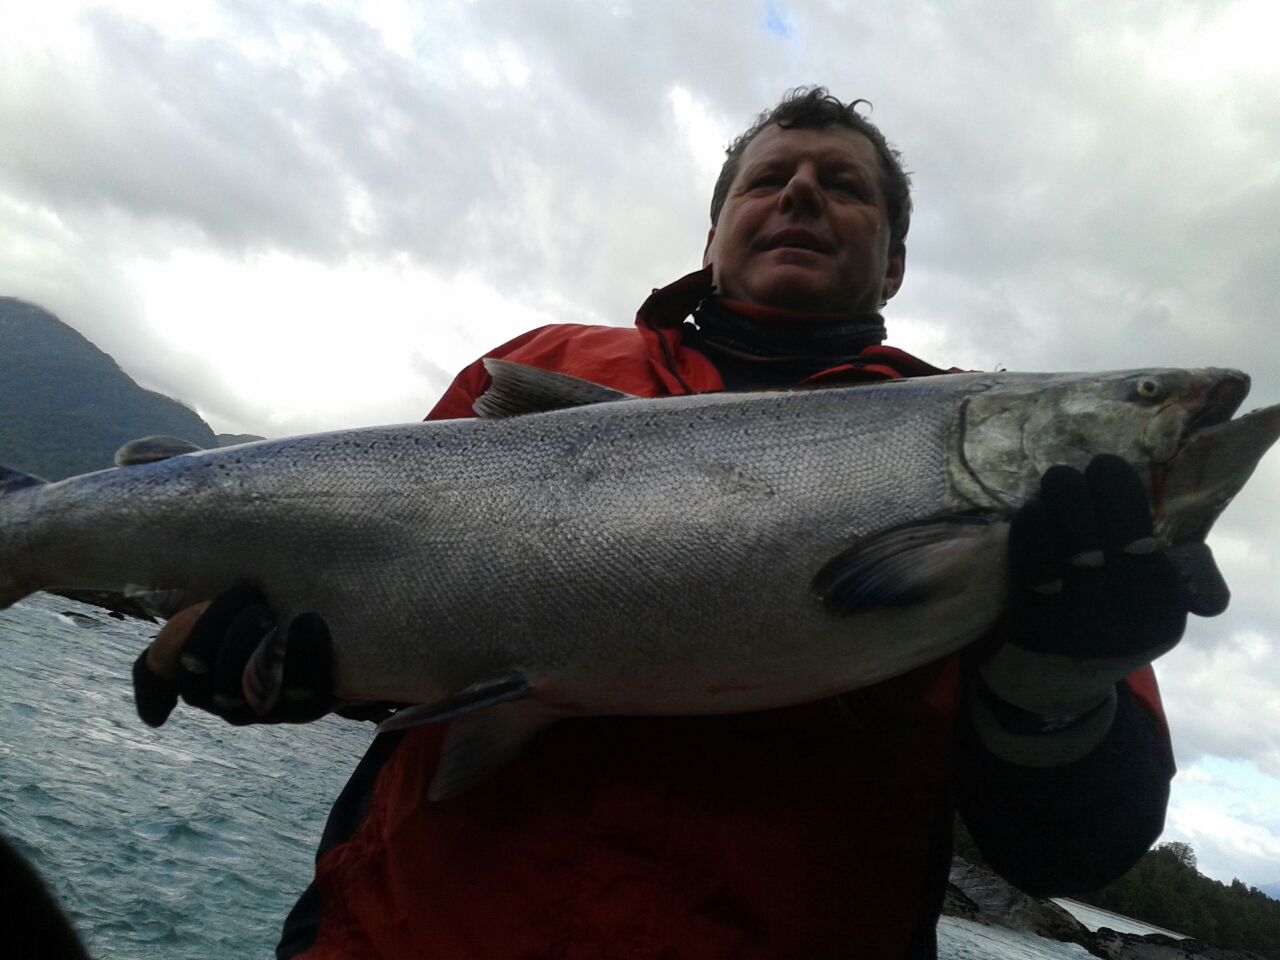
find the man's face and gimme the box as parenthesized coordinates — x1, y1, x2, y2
(703, 124, 905, 315)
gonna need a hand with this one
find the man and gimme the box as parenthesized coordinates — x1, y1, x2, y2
(134, 88, 1222, 958)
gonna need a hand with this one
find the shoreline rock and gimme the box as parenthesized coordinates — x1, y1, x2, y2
(1089, 928, 1268, 959)
(945, 857, 1093, 949)
(943, 857, 1266, 960)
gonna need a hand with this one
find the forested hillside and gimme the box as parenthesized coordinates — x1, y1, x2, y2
(0, 298, 219, 479)
(955, 817, 1279, 957)
(1079, 842, 1280, 958)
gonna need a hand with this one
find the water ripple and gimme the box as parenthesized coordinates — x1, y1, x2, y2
(1, 592, 370, 958)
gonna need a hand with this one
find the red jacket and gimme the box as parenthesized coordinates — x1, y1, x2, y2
(282, 270, 1171, 960)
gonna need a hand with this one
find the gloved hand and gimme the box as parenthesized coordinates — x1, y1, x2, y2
(973, 454, 1230, 766)
(131, 584, 338, 727)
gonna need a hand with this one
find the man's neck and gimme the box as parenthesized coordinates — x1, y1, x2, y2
(689, 296, 887, 364)
(683, 297, 888, 390)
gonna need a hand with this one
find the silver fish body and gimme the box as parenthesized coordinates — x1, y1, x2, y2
(2, 364, 1277, 796)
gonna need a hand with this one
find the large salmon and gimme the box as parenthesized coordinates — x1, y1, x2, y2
(2, 362, 1277, 797)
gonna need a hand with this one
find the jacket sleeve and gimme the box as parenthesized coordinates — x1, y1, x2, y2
(953, 670, 1175, 896)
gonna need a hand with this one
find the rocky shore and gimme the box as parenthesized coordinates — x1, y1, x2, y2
(944, 858, 1268, 960)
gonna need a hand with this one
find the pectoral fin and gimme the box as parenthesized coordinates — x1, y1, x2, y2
(814, 514, 1006, 615)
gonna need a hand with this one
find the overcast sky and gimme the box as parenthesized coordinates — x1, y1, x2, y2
(3, 0, 1279, 889)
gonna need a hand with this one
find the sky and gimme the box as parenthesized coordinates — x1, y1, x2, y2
(2, 0, 1279, 889)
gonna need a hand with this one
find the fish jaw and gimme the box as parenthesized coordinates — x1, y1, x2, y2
(1154, 400, 1280, 544)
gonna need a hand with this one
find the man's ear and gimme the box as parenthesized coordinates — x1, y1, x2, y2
(881, 242, 906, 303)
(702, 228, 716, 268)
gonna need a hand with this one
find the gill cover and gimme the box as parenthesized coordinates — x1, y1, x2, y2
(951, 370, 1229, 511)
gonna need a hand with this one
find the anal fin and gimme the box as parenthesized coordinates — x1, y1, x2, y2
(427, 700, 555, 802)
(376, 671, 534, 733)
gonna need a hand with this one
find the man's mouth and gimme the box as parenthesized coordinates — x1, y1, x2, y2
(760, 228, 829, 253)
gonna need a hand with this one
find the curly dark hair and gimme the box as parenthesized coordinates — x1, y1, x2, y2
(709, 87, 912, 249)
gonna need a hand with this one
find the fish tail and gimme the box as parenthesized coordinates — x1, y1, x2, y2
(0, 465, 48, 609)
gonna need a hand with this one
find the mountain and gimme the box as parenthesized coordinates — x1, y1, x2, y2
(0, 297, 220, 480)
(1262, 882, 1280, 902)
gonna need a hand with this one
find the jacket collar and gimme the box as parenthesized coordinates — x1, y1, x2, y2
(633, 267, 952, 392)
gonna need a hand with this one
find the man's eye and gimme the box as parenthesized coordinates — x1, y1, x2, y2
(828, 180, 865, 196)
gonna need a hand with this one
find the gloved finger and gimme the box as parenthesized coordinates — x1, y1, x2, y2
(1083, 455, 1184, 653)
(132, 602, 208, 727)
(1008, 499, 1062, 593)
(132, 648, 179, 727)
(1103, 550, 1188, 656)
(145, 602, 211, 679)
(177, 584, 266, 713)
(1167, 541, 1231, 617)
(1040, 465, 1103, 568)
(1085, 455, 1156, 556)
(209, 603, 276, 724)
(271, 612, 337, 723)
(1007, 500, 1068, 653)
(1040, 466, 1113, 649)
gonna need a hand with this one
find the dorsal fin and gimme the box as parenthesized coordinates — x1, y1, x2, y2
(473, 359, 636, 419)
(114, 436, 204, 467)
(0, 465, 47, 493)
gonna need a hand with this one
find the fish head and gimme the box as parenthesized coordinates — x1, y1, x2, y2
(954, 367, 1280, 542)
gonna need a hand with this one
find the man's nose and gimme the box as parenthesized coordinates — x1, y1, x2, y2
(778, 165, 822, 216)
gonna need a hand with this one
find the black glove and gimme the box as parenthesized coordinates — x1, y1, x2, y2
(132, 584, 337, 727)
(974, 454, 1229, 762)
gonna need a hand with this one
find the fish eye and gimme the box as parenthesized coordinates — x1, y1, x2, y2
(1133, 377, 1164, 401)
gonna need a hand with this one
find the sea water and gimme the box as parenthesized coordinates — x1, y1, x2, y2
(1, 592, 1101, 959)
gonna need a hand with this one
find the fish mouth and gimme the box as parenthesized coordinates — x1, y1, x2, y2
(1153, 372, 1280, 543)
(1179, 374, 1250, 444)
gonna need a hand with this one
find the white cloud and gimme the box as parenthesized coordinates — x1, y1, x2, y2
(669, 86, 732, 179)
(460, 41, 531, 89)
(353, 0, 421, 59)
(1164, 755, 1280, 886)
(125, 248, 558, 434)
(1158, 629, 1280, 780)
(1126, 0, 1280, 90)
